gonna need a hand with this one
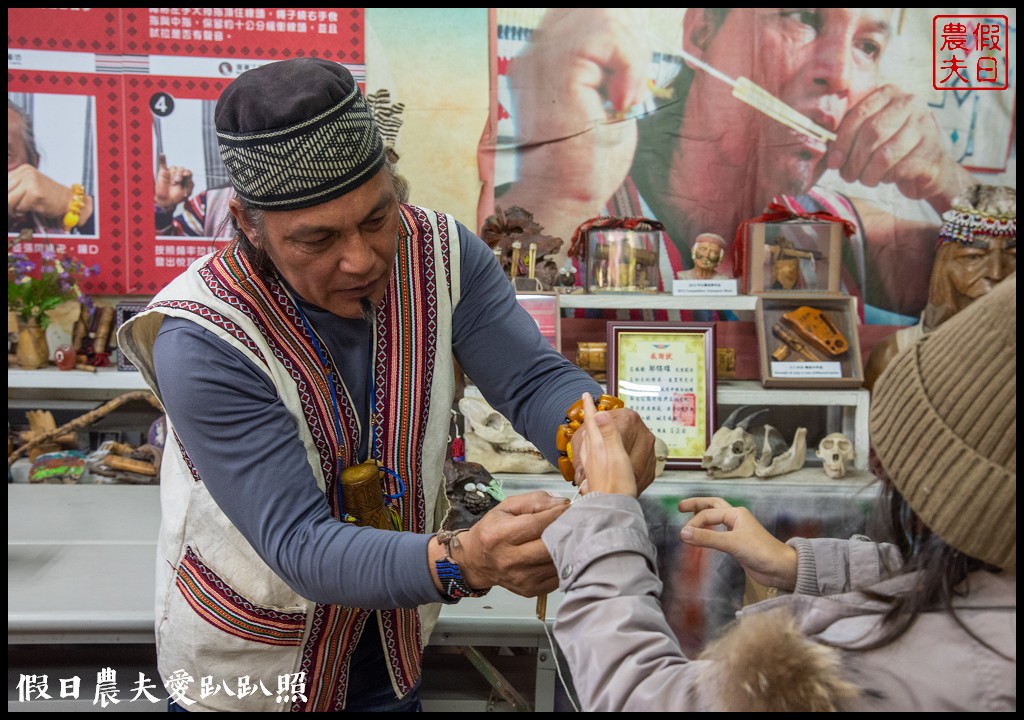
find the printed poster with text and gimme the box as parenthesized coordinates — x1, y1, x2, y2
(9, 8, 365, 294)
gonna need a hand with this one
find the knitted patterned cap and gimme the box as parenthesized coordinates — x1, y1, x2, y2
(870, 274, 1016, 569)
(215, 58, 386, 211)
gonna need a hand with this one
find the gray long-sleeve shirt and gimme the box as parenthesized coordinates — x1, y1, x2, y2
(542, 493, 1016, 712)
(152, 221, 600, 608)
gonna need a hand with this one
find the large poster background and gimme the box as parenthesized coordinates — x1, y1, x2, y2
(8, 8, 1013, 315)
(480, 8, 1016, 325)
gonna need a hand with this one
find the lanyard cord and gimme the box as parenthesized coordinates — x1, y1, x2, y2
(291, 296, 405, 516)
(369, 347, 406, 500)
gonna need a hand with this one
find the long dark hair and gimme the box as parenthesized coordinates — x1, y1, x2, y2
(841, 452, 1008, 659)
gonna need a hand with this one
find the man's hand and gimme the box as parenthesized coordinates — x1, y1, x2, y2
(827, 83, 975, 214)
(155, 153, 195, 212)
(500, 9, 652, 246)
(454, 490, 569, 597)
(678, 497, 797, 592)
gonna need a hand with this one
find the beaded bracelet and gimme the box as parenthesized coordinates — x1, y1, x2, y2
(63, 183, 86, 231)
(554, 394, 625, 483)
(435, 556, 490, 601)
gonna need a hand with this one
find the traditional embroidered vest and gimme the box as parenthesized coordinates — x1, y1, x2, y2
(119, 205, 459, 711)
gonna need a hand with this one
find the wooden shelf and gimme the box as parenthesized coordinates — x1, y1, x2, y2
(558, 292, 756, 312)
(8, 366, 149, 391)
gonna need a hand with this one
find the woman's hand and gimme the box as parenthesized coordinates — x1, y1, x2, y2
(574, 392, 639, 496)
(678, 496, 798, 592)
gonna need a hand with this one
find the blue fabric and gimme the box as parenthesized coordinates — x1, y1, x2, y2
(345, 614, 423, 712)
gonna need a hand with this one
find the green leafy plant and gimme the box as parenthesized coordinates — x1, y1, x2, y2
(8, 239, 97, 329)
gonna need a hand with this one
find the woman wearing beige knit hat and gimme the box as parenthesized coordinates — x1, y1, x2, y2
(540, 274, 1015, 711)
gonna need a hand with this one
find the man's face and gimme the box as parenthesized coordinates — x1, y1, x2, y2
(696, 9, 891, 195)
(692, 241, 723, 270)
(946, 235, 1016, 312)
(8, 108, 31, 171)
(239, 168, 401, 319)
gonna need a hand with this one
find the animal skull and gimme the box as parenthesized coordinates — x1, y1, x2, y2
(816, 432, 854, 479)
(702, 407, 785, 479)
(458, 396, 555, 474)
(754, 426, 807, 478)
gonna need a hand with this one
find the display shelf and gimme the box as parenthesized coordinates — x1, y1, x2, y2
(8, 366, 148, 391)
(495, 468, 879, 495)
(8, 366, 151, 408)
(546, 290, 868, 467)
(718, 380, 869, 470)
(464, 380, 871, 470)
(558, 292, 756, 312)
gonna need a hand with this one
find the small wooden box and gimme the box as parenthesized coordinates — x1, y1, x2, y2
(585, 229, 662, 293)
(743, 220, 843, 295)
(755, 293, 863, 388)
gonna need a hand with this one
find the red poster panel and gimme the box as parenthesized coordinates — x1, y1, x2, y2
(9, 8, 365, 297)
(8, 73, 129, 295)
(8, 8, 122, 54)
(9, 9, 128, 293)
(124, 75, 234, 294)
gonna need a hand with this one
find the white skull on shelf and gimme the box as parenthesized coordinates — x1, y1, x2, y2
(458, 396, 555, 474)
(816, 432, 854, 479)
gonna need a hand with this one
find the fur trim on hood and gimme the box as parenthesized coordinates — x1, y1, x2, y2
(696, 608, 859, 711)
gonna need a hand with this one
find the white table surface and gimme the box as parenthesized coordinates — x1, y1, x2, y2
(7, 484, 561, 645)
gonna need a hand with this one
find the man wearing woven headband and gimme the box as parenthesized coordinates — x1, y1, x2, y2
(865, 184, 1015, 390)
(541, 275, 1015, 711)
(118, 58, 657, 712)
(676, 232, 729, 280)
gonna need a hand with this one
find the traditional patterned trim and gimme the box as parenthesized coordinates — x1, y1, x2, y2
(148, 298, 268, 364)
(171, 429, 202, 483)
(939, 206, 1016, 246)
(357, 204, 445, 697)
(175, 547, 306, 647)
(200, 247, 359, 504)
(298, 604, 366, 711)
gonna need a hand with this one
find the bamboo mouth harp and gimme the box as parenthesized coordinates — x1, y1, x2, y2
(678, 49, 837, 145)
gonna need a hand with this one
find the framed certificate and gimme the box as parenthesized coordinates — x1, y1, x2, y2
(607, 321, 716, 470)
